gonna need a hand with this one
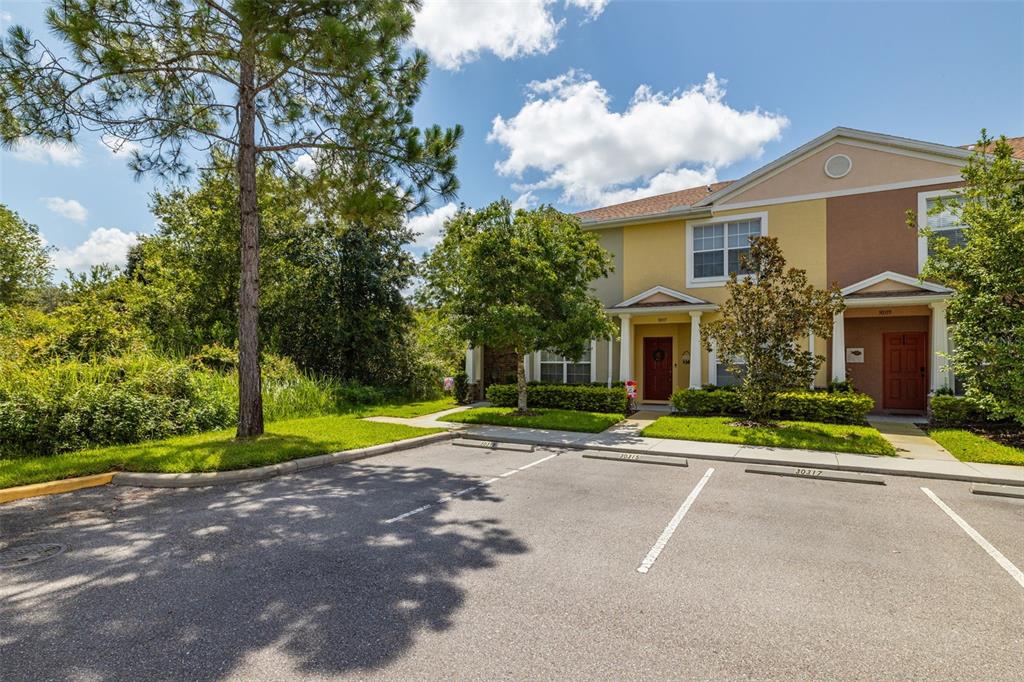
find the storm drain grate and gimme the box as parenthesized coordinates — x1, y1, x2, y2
(0, 543, 67, 568)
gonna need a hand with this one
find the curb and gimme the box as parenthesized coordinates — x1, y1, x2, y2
(457, 433, 1024, 487)
(0, 473, 115, 504)
(112, 432, 454, 488)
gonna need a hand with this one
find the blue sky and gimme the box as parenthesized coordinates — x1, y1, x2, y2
(1, 1, 1021, 271)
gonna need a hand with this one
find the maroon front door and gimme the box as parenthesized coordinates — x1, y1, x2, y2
(883, 332, 928, 411)
(643, 337, 673, 401)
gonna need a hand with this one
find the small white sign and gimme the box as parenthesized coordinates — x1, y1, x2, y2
(846, 347, 865, 364)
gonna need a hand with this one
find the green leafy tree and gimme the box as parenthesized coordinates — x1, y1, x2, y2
(703, 236, 844, 424)
(1, 1, 461, 436)
(135, 159, 418, 385)
(0, 204, 53, 307)
(420, 199, 616, 412)
(916, 132, 1024, 423)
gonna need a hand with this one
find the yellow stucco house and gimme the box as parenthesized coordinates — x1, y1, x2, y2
(466, 128, 1024, 414)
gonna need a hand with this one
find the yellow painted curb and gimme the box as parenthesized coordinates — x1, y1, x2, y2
(0, 473, 114, 504)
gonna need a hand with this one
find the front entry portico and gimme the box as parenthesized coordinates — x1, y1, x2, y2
(642, 337, 674, 400)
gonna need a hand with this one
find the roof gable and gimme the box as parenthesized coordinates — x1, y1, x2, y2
(612, 285, 709, 309)
(704, 128, 970, 208)
(840, 271, 951, 296)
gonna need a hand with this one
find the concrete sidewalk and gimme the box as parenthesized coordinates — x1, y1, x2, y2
(450, 424, 1024, 487)
(359, 406, 1024, 487)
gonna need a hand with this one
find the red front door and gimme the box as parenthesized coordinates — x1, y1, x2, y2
(883, 332, 928, 411)
(643, 337, 673, 401)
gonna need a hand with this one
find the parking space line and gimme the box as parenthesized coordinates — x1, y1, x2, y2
(382, 453, 559, 524)
(637, 467, 715, 575)
(921, 487, 1024, 589)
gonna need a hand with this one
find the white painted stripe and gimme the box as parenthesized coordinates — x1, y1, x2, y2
(637, 467, 715, 575)
(382, 453, 559, 524)
(921, 487, 1024, 589)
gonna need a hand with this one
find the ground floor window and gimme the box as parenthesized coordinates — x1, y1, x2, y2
(540, 347, 592, 384)
(716, 355, 746, 387)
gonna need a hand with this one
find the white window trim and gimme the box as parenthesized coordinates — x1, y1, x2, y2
(917, 188, 964, 274)
(539, 342, 595, 384)
(685, 211, 768, 288)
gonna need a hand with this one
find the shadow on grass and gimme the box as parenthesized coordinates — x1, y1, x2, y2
(0, 456, 526, 680)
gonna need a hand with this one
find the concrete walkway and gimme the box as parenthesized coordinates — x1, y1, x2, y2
(867, 416, 958, 462)
(360, 406, 1024, 487)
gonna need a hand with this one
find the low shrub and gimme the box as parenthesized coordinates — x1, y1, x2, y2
(929, 394, 990, 426)
(669, 387, 874, 424)
(487, 383, 628, 414)
(0, 355, 235, 457)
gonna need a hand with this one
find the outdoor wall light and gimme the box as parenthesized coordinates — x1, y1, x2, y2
(681, 351, 691, 365)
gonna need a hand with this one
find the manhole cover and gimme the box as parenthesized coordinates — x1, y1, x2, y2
(0, 543, 67, 568)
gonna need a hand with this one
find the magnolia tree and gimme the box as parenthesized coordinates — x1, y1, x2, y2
(914, 132, 1024, 423)
(0, 1, 461, 437)
(702, 236, 844, 424)
(419, 199, 616, 413)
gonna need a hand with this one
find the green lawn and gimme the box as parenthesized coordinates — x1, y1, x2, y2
(0, 415, 441, 489)
(641, 416, 896, 456)
(355, 396, 457, 418)
(928, 429, 1024, 466)
(445, 407, 623, 433)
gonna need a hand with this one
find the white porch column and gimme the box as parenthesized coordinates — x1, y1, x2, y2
(929, 300, 950, 392)
(589, 339, 598, 383)
(831, 313, 846, 382)
(523, 352, 530, 382)
(618, 314, 633, 382)
(689, 311, 703, 389)
(465, 345, 476, 382)
(606, 338, 613, 388)
(707, 337, 718, 387)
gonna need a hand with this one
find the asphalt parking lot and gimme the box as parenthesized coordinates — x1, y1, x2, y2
(2, 442, 1022, 681)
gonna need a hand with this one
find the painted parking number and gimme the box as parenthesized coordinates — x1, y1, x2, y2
(620, 453, 640, 461)
(794, 468, 823, 477)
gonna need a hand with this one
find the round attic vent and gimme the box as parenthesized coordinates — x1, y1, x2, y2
(824, 154, 852, 178)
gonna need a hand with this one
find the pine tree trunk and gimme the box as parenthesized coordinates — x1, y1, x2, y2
(236, 49, 264, 438)
(516, 351, 528, 414)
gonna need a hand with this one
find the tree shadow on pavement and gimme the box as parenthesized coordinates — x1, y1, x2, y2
(0, 458, 527, 680)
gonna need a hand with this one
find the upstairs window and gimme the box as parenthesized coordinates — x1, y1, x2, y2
(690, 215, 764, 284)
(539, 347, 592, 384)
(926, 195, 967, 256)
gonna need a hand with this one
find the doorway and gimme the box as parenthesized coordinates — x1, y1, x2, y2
(643, 337, 673, 401)
(882, 331, 927, 411)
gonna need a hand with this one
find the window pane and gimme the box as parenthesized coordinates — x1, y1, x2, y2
(727, 219, 761, 247)
(716, 362, 745, 387)
(926, 196, 965, 230)
(727, 248, 752, 275)
(566, 363, 590, 384)
(540, 350, 562, 363)
(693, 224, 724, 252)
(928, 228, 967, 257)
(694, 250, 724, 278)
(540, 363, 563, 383)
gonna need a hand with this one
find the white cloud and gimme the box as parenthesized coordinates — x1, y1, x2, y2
(9, 138, 83, 166)
(0, 11, 13, 23)
(43, 197, 89, 223)
(99, 134, 141, 160)
(292, 152, 317, 175)
(412, 0, 607, 70)
(407, 202, 458, 249)
(52, 228, 139, 272)
(488, 72, 788, 207)
(510, 192, 538, 211)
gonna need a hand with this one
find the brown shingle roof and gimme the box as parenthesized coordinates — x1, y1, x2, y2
(962, 136, 1024, 159)
(577, 135, 1022, 226)
(575, 180, 733, 223)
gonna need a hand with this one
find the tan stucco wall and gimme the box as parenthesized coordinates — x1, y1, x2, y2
(621, 220, 687, 297)
(720, 142, 963, 205)
(591, 227, 624, 307)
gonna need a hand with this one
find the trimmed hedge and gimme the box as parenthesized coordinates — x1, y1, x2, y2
(929, 395, 990, 426)
(487, 383, 628, 414)
(670, 388, 874, 424)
